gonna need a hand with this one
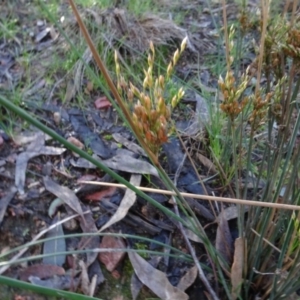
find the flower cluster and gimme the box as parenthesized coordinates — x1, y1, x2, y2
(115, 37, 187, 156)
(249, 92, 272, 130)
(219, 70, 249, 121)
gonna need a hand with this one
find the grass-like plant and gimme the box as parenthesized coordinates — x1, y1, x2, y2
(204, 0, 300, 298)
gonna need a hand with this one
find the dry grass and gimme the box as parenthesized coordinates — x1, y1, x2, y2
(67, 7, 189, 54)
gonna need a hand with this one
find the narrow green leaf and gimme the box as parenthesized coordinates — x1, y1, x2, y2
(0, 275, 101, 299)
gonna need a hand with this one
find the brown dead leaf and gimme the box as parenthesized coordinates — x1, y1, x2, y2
(128, 252, 189, 300)
(15, 147, 66, 194)
(94, 96, 112, 109)
(78, 209, 100, 267)
(43, 176, 85, 220)
(217, 206, 249, 221)
(183, 221, 203, 243)
(112, 133, 146, 157)
(13, 130, 50, 146)
(99, 235, 126, 272)
(197, 153, 217, 174)
(231, 237, 244, 300)
(29, 274, 80, 290)
(77, 174, 98, 182)
(67, 136, 84, 149)
(19, 264, 65, 281)
(99, 174, 141, 232)
(130, 256, 161, 300)
(216, 208, 233, 273)
(43, 215, 66, 267)
(79, 260, 91, 296)
(100, 154, 159, 177)
(176, 265, 198, 291)
(0, 186, 17, 225)
(85, 81, 94, 94)
(64, 79, 75, 103)
(85, 186, 117, 201)
(67, 136, 84, 157)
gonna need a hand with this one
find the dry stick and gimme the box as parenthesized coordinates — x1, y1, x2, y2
(221, 0, 230, 70)
(283, 0, 290, 17)
(255, 0, 269, 96)
(79, 181, 300, 211)
(290, 0, 299, 26)
(172, 153, 219, 300)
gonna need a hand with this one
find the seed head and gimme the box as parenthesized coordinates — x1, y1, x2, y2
(180, 36, 188, 53)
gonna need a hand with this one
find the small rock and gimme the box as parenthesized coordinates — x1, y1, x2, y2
(37, 20, 44, 27)
(42, 162, 52, 176)
(61, 213, 79, 231)
(67, 136, 84, 157)
(53, 112, 61, 125)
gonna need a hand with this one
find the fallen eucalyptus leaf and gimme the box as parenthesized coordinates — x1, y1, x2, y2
(43, 215, 66, 267)
(85, 186, 117, 201)
(29, 275, 80, 290)
(99, 235, 126, 272)
(217, 206, 249, 222)
(216, 208, 233, 272)
(71, 154, 158, 177)
(231, 237, 244, 300)
(19, 264, 65, 282)
(15, 147, 66, 194)
(78, 209, 100, 267)
(176, 265, 198, 291)
(99, 174, 141, 232)
(182, 217, 203, 243)
(43, 176, 84, 220)
(112, 133, 146, 157)
(79, 260, 91, 296)
(0, 186, 17, 225)
(131, 256, 161, 300)
(70, 157, 96, 169)
(101, 154, 159, 177)
(196, 153, 217, 174)
(48, 198, 64, 218)
(128, 252, 188, 300)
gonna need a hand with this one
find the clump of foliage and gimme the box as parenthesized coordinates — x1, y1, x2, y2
(208, 4, 300, 298)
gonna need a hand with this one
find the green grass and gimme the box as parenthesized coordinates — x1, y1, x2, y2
(0, 18, 18, 40)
